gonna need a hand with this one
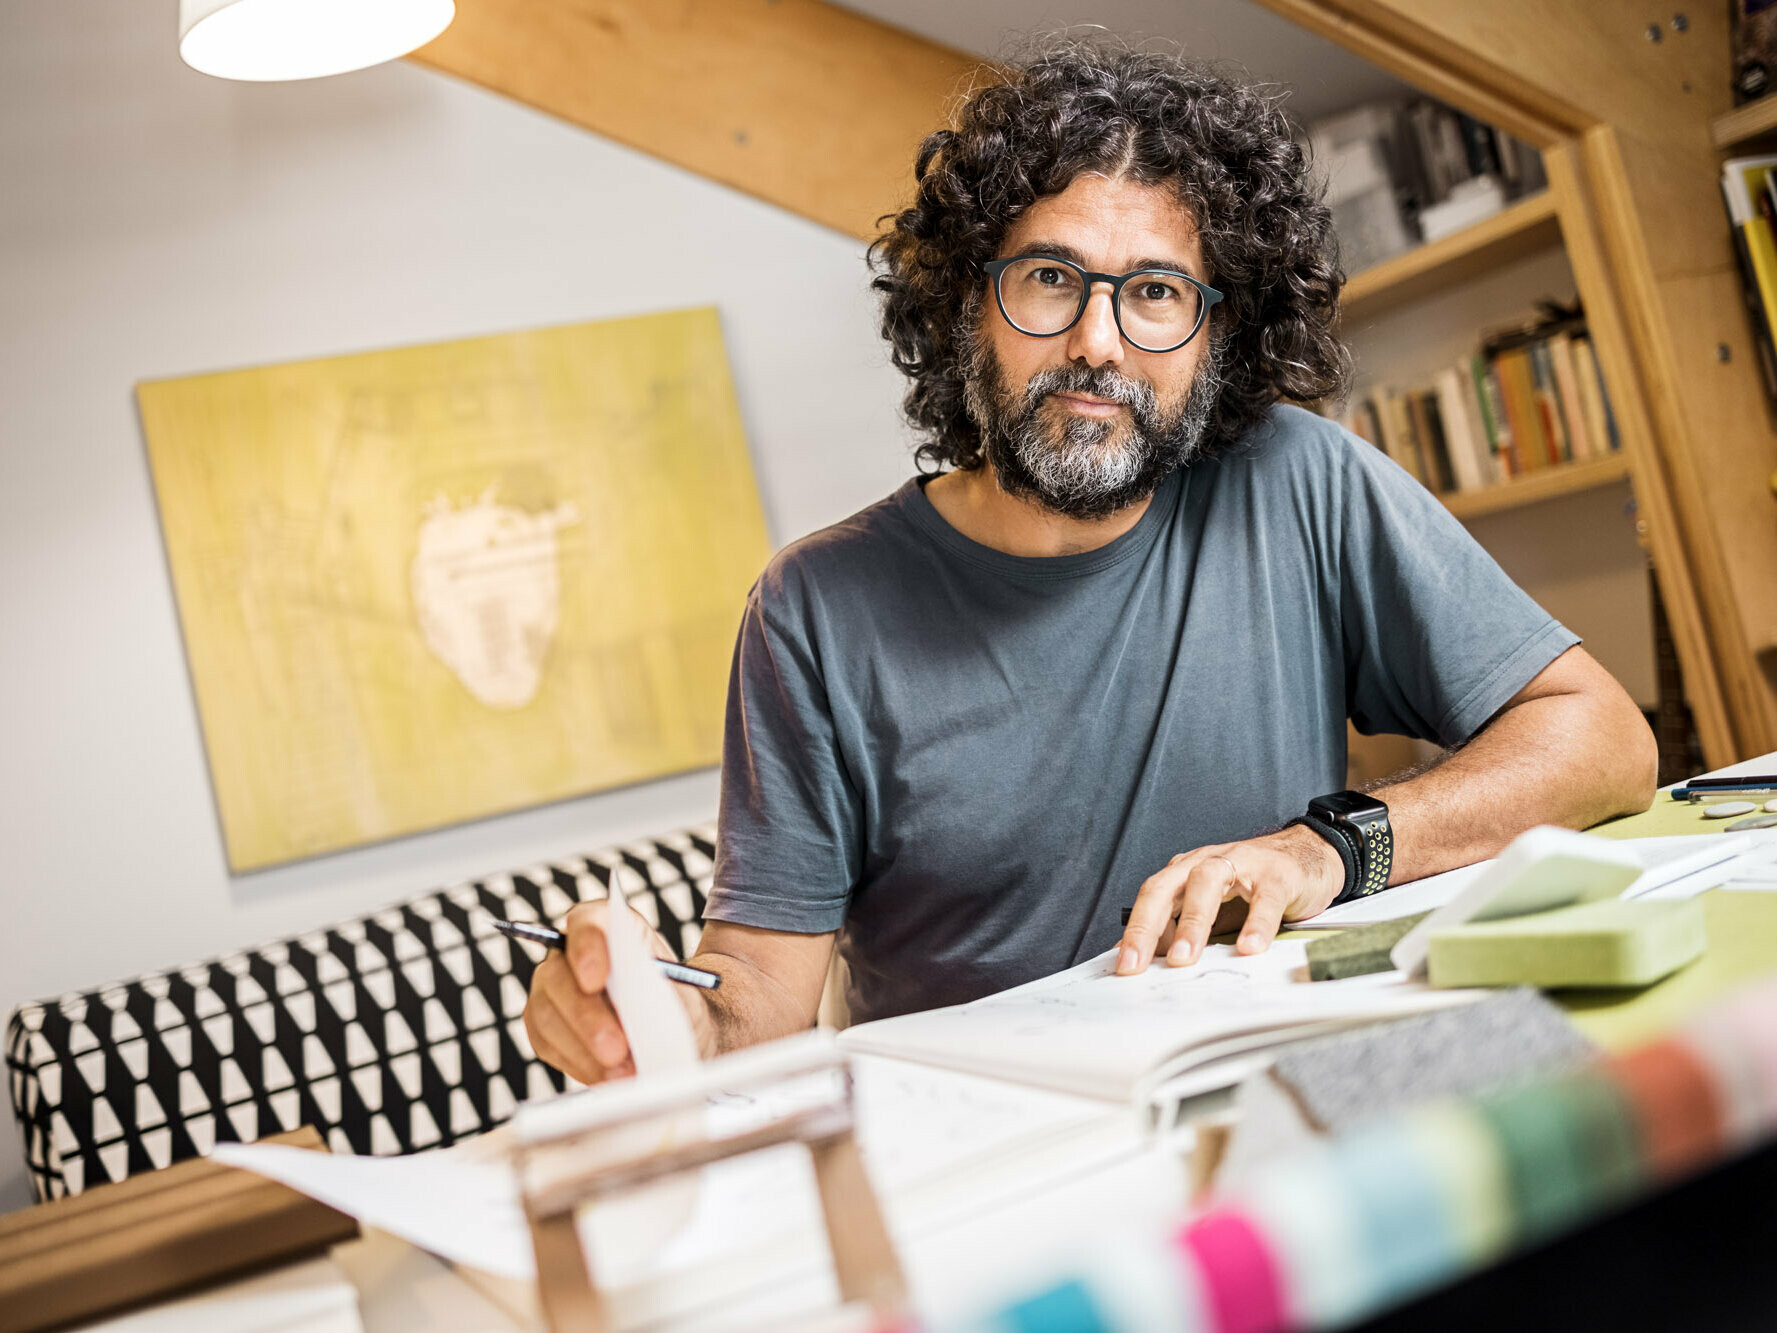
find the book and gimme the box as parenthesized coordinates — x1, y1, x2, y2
(1545, 332, 1594, 461)
(1492, 346, 1545, 472)
(1589, 340, 1621, 451)
(1528, 340, 1572, 462)
(1405, 389, 1453, 491)
(1372, 386, 1426, 484)
(837, 942, 1482, 1106)
(1432, 366, 1487, 492)
(1722, 155, 1777, 414)
(1470, 351, 1514, 479)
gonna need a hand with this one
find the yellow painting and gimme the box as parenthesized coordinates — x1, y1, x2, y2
(137, 308, 772, 871)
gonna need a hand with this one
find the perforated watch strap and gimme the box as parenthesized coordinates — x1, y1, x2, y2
(1290, 813, 1359, 904)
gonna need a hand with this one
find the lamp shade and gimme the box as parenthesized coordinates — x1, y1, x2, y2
(179, 0, 455, 81)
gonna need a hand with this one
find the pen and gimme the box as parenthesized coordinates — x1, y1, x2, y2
(489, 917, 722, 989)
(1669, 779, 1777, 802)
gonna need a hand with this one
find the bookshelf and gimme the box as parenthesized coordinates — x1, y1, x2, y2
(1342, 191, 1561, 320)
(1337, 188, 1619, 524)
(1436, 454, 1630, 520)
(1713, 97, 1777, 150)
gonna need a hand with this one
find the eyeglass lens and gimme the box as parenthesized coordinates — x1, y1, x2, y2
(996, 258, 1203, 350)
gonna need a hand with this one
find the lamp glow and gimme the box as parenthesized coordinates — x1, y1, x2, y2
(178, 0, 455, 82)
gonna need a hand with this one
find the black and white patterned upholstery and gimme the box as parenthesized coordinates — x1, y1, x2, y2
(5, 827, 714, 1203)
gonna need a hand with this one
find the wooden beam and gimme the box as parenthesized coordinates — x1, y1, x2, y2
(408, 0, 985, 243)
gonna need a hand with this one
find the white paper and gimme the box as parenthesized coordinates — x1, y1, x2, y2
(602, 865, 700, 1074)
(1289, 860, 1492, 929)
(209, 1048, 1119, 1292)
(839, 942, 1477, 1103)
(211, 1135, 537, 1280)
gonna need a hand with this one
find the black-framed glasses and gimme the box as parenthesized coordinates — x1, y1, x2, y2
(982, 254, 1224, 353)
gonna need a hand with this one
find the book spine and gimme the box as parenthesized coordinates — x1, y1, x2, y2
(1588, 340, 1621, 452)
(1422, 390, 1457, 493)
(1433, 366, 1486, 492)
(1403, 391, 1437, 489)
(1468, 352, 1509, 480)
(1494, 348, 1546, 472)
(1572, 337, 1615, 458)
(1476, 355, 1516, 478)
(1527, 340, 1570, 463)
(1374, 387, 1424, 483)
(1546, 332, 1594, 461)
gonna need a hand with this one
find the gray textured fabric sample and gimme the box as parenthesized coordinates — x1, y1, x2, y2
(1270, 986, 1596, 1130)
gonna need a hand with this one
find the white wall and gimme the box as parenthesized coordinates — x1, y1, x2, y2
(0, 3, 913, 1208)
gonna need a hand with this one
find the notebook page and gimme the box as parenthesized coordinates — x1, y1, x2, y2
(840, 942, 1475, 1102)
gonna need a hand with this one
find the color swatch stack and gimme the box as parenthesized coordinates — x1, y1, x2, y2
(1336, 318, 1619, 499)
(922, 969, 1777, 1333)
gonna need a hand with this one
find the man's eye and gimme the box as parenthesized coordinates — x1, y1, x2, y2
(1033, 267, 1066, 285)
(1135, 281, 1180, 302)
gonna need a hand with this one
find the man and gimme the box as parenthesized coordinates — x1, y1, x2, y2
(524, 43, 1655, 1085)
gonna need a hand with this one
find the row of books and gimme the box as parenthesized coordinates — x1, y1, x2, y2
(1334, 319, 1621, 495)
(1305, 97, 1548, 273)
(1721, 154, 1777, 412)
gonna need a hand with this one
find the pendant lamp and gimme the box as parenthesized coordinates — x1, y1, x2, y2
(179, 0, 456, 81)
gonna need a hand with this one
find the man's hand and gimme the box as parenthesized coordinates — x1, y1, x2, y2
(522, 900, 712, 1084)
(1116, 824, 1344, 974)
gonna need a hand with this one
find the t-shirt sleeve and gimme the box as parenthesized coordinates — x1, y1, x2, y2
(704, 579, 861, 935)
(1335, 432, 1580, 747)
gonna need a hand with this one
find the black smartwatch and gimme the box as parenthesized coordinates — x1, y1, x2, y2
(1291, 790, 1393, 905)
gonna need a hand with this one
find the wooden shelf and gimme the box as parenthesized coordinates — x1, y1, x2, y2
(1713, 97, 1777, 150)
(1437, 453, 1631, 521)
(1341, 192, 1562, 321)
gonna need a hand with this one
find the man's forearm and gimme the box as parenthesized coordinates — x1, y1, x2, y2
(685, 947, 823, 1058)
(1374, 672, 1657, 884)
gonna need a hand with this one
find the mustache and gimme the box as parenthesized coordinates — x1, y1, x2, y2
(1022, 364, 1157, 417)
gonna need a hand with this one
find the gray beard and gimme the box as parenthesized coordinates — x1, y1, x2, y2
(959, 317, 1225, 521)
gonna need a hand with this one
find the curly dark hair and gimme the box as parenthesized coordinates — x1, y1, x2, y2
(869, 39, 1352, 472)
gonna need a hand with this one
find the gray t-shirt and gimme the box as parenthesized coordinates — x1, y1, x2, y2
(707, 404, 1578, 1024)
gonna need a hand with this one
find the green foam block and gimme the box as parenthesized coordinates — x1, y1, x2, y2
(1305, 911, 1432, 980)
(1426, 897, 1707, 990)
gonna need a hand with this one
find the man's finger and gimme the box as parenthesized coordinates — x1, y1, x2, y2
(1117, 856, 1201, 974)
(562, 900, 612, 993)
(1236, 883, 1290, 955)
(532, 952, 630, 1077)
(1167, 856, 1241, 966)
(525, 987, 603, 1086)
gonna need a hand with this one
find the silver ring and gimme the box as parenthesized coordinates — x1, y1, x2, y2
(1206, 853, 1246, 892)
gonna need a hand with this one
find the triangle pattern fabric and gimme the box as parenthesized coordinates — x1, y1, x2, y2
(3, 825, 715, 1200)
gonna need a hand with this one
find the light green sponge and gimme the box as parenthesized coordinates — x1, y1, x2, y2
(1426, 897, 1707, 990)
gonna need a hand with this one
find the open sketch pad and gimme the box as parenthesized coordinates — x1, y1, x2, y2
(838, 942, 1481, 1105)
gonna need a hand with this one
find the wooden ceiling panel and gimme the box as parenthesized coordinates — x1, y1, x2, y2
(409, 0, 986, 242)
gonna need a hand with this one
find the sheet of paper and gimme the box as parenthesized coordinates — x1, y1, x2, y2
(211, 1136, 537, 1280)
(1289, 860, 1492, 929)
(209, 1044, 1122, 1294)
(602, 865, 700, 1074)
(839, 942, 1476, 1103)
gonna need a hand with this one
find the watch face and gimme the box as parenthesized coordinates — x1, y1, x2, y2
(1312, 790, 1388, 821)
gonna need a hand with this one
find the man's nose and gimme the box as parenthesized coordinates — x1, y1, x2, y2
(1063, 283, 1125, 369)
